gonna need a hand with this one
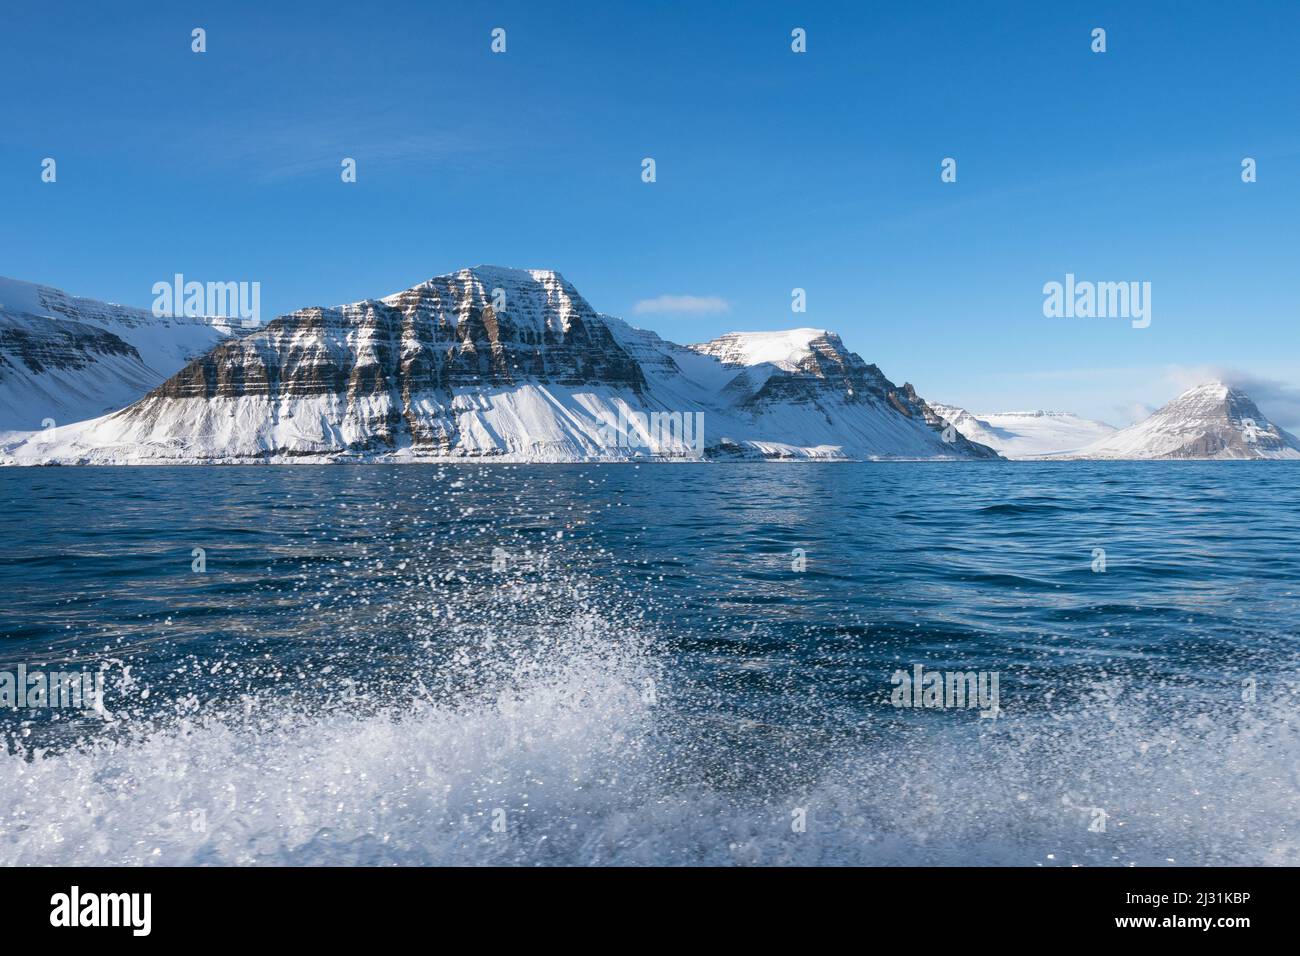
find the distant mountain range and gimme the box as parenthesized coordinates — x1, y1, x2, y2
(1, 267, 995, 464)
(2, 267, 1297, 465)
(928, 405, 1117, 458)
(935, 385, 1300, 460)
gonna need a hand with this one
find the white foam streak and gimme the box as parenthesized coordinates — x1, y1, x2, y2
(3, 652, 1296, 866)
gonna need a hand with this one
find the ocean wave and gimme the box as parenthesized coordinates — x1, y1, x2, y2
(3, 632, 1295, 866)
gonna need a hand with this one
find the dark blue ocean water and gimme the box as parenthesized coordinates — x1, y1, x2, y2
(2, 463, 1298, 865)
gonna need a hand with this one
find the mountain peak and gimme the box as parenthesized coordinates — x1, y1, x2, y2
(365, 265, 597, 340)
(384, 265, 572, 302)
(463, 265, 568, 284)
(1081, 382, 1300, 459)
(688, 328, 838, 370)
(1177, 381, 1232, 400)
(405, 264, 569, 293)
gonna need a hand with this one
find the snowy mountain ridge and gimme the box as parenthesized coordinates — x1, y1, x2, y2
(0, 276, 240, 435)
(1, 267, 999, 464)
(6, 268, 1294, 465)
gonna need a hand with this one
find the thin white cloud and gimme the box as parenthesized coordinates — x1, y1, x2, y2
(632, 295, 730, 316)
(1162, 364, 1300, 431)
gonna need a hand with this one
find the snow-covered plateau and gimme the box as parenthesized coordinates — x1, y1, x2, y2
(929, 405, 1118, 459)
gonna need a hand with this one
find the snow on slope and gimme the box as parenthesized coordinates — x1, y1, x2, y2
(691, 329, 831, 371)
(680, 328, 999, 460)
(2, 267, 1000, 464)
(0, 276, 238, 434)
(1077, 382, 1300, 459)
(930, 403, 1117, 458)
(929, 404, 1001, 448)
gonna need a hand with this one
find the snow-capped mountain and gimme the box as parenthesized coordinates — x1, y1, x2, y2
(672, 326, 997, 459)
(930, 404, 1117, 458)
(0, 276, 239, 435)
(1077, 382, 1300, 459)
(1, 266, 999, 464)
(929, 403, 998, 448)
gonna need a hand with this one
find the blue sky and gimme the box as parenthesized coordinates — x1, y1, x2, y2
(3, 0, 1298, 427)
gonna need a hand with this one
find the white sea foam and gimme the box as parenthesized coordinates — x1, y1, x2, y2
(2, 627, 1296, 866)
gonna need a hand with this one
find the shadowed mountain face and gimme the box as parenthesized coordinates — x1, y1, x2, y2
(687, 331, 999, 460)
(1, 315, 140, 374)
(155, 268, 645, 403)
(139, 268, 646, 453)
(3, 266, 1000, 463)
(0, 277, 236, 433)
(697, 331, 907, 408)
